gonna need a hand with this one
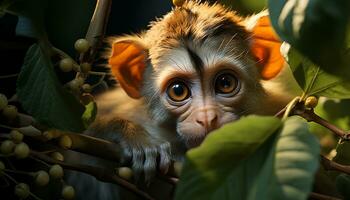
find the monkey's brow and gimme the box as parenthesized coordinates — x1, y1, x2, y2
(185, 45, 204, 78)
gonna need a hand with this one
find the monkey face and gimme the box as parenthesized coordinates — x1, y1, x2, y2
(152, 40, 266, 148)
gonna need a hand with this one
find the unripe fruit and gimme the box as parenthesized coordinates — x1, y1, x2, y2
(82, 84, 92, 93)
(62, 185, 75, 200)
(2, 105, 18, 120)
(59, 58, 74, 72)
(51, 152, 64, 161)
(35, 170, 50, 186)
(117, 167, 133, 180)
(14, 183, 30, 199)
(59, 135, 72, 149)
(0, 93, 8, 110)
(49, 164, 64, 179)
(0, 140, 15, 154)
(174, 161, 183, 177)
(305, 96, 318, 109)
(74, 39, 90, 53)
(173, 0, 186, 7)
(0, 161, 5, 173)
(10, 130, 24, 143)
(14, 142, 30, 159)
(80, 63, 92, 73)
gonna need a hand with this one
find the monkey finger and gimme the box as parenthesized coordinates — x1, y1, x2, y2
(143, 147, 158, 183)
(131, 148, 145, 182)
(119, 142, 133, 165)
(158, 142, 171, 175)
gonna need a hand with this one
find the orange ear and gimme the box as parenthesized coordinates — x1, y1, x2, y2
(108, 40, 147, 98)
(250, 16, 284, 80)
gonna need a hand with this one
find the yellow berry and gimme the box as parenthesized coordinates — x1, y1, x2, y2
(49, 164, 64, 179)
(2, 105, 18, 120)
(173, 0, 186, 7)
(51, 152, 64, 161)
(117, 167, 133, 180)
(62, 185, 75, 200)
(0, 93, 8, 110)
(59, 135, 72, 149)
(82, 84, 92, 93)
(15, 183, 30, 199)
(0, 140, 15, 155)
(305, 96, 318, 109)
(59, 58, 74, 72)
(10, 130, 24, 143)
(80, 63, 92, 73)
(14, 142, 30, 159)
(74, 39, 90, 53)
(35, 170, 50, 186)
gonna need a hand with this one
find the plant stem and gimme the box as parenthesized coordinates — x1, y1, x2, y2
(309, 192, 343, 200)
(30, 150, 155, 200)
(321, 155, 350, 175)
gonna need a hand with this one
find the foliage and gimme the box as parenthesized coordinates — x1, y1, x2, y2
(176, 116, 320, 200)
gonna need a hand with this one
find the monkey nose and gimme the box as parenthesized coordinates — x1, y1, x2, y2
(195, 110, 218, 133)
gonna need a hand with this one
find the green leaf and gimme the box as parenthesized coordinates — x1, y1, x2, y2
(175, 116, 281, 199)
(268, 0, 350, 78)
(175, 116, 320, 200)
(336, 174, 350, 200)
(6, 0, 95, 56)
(285, 47, 350, 99)
(82, 101, 97, 129)
(17, 44, 85, 132)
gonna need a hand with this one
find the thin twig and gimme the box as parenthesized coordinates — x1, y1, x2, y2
(320, 155, 350, 175)
(30, 150, 155, 200)
(309, 192, 343, 200)
(0, 74, 19, 79)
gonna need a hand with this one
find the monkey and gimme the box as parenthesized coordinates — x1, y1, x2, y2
(65, 1, 301, 199)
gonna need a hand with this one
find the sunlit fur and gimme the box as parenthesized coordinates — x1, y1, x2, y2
(67, 1, 300, 200)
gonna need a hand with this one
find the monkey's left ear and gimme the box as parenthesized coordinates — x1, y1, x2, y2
(108, 38, 147, 98)
(248, 15, 285, 80)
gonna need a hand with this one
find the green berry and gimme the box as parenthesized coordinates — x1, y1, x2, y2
(0, 93, 8, 110)
(14, 183, 30, 199)
(59, 135, 72, 149)
(80, 63, 92, 73)
(35, 170, 50, 186)
(49, 164, 64, 179)
(14, 142, 30, 159)
(59, 58, 74, 72)
(117, 167, 133, 180)
(62, 185, 75, 200)
(51, 152, 64, 161)
(305, 96, 318, 109)
(173, 0, 186, 7)
(0, 140, 15, 155)
(74, 39, 90, 53)
(2, 105, 18, 120)
(10, 130, 24, 143)
(82, 84, 92, 93)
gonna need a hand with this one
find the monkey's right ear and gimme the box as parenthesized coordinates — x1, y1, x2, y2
(108, 38, 147, 99)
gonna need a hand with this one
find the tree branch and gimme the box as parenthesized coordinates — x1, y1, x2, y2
(321, 155, 350, 175)
(30, 150, 155, 200)
(309, 192, 343, 200)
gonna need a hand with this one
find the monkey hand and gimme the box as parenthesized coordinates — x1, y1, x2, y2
(119, 131, 172, 182)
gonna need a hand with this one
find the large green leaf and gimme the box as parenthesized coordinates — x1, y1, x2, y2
(17, 44, 85, 132)
(284, 46, 350, 99)
(268, 0, 350, 78)
(175, 116, 320, 200)
(5, 0, 95, 56)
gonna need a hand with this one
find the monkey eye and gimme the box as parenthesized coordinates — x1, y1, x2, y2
(167, 81, 190, 102)
(215, 73, 239, 96)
